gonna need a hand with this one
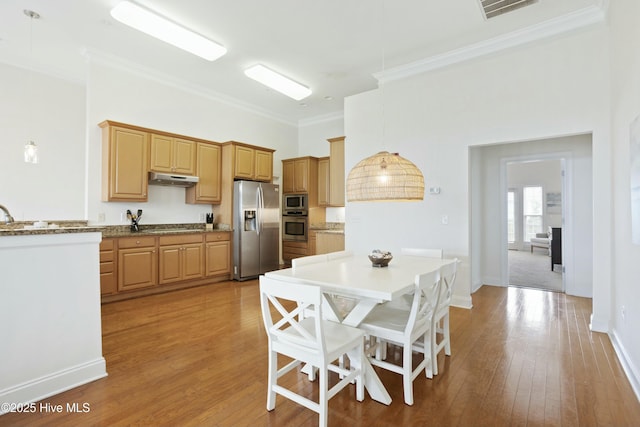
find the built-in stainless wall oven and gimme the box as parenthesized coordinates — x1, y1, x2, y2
(282, 215, 308, 241)
(283, 194, 308, 242)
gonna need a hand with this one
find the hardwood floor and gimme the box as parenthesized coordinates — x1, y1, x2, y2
(2, 281, 639, 426)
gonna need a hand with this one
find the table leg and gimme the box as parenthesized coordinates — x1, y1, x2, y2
(342, 299, 380, 327)
(347, 347, 392, 405)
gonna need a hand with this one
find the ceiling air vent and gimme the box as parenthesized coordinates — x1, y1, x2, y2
(479, 0, 539, 19)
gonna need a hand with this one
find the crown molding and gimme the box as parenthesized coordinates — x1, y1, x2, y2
(82, 48, 298, 127)
(374, 4, 607, 85)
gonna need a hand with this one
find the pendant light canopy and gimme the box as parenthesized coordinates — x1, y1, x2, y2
(346, 151, 424, 202)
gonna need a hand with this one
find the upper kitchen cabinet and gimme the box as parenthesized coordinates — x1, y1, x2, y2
(216, 141, 275, 227)
(186, 142, 222, 204)
(282, 156, 319, 194)
(227, 142, 274, 182)
(328, 136, 345, 207)
(318, 156, 330, 206)
(149, 133, 196, 175)
(99, 121, 149, 202)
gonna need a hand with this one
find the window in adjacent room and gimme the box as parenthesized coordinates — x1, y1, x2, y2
(523, 186, 543, 242)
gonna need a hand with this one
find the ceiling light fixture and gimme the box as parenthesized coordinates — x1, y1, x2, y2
(23, 9, 39, 164)
(345, 0, 424, 202)
(244, 64, 312, 101)
(110, 1, 227, 61)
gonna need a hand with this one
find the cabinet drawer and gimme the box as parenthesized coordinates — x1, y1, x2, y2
(100, 251, 114, 263)
(159, 234, 203, 246)
(283, 246, 309, 256)
(205, 232, 231, 242)
(100, 261, 114, 274)
(118, 236, 157, 249)
(100, 239, 115, 251)
(283, 241, 309, 250)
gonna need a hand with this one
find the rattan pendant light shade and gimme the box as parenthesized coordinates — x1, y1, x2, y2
(346, 151, 424, 202)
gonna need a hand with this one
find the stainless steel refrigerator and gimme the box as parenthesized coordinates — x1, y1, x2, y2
(233, 180, 280, 280)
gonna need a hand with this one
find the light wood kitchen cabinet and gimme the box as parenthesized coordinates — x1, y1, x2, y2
(99, 238, 117, 295)
(158, 234, 204, 284)
(328, 136, 345, 206)
(282, 156, 319, 195)
(318, 157, 330, 206)
(117, 236, 158, 291)
(205, 232, 231, 276)
(316, 232, 345, 254)
(232, 143, 274, 182)
(308, 230, 317, 256)
(217, 141, 276, 226)
(149, 134, 196, 175)
(186, 142, 222, 204)
(99, 121, 149, 202)
(282, 240, 312, 265)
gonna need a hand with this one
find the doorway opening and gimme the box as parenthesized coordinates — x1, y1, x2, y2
(506, 159, 564, 292)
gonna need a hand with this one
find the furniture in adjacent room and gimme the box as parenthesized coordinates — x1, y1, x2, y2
(550, 227, 562, 271)
(530, 232, 550, 253)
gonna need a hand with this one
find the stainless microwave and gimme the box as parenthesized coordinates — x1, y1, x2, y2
(283, 194, 307, 213)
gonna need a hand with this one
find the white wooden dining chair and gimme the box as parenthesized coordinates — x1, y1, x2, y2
(431, 258, 458, 375)
(259, 276, 365, 427)
(358, 270, 441, 405)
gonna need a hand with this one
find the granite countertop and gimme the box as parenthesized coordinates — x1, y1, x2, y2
(0, 221, 233, 238)
(309, 222, 345, 234)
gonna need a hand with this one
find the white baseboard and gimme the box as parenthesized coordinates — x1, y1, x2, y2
(0, 358, 107, 414)
(452, 294, 473, 309)
(609, 329, 640, 403)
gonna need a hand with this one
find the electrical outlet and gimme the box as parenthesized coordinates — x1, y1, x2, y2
(97, 212, 105, 223)
(199, 212, 205, 222)
(622, 305, 626, 321)
(441, 215, 449, 225)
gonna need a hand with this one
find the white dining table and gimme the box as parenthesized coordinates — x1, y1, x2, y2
(264, 254, 456, 405)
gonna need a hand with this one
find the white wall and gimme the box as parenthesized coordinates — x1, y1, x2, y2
(608, 0, 640, 399)
(0, 63, 85, 221)
(344, 24, 610, 312)
(85, 60, 299, 226)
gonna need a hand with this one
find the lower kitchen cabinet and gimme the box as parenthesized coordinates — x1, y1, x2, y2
(205, 232, 231, 276)
(158, 234, 204, 284)
(282, 240, 311, 265)
(118, 236, 158, 291)
(102, 231, 233, 302)
(99, 238, 117, 295)
(316, 232, 345, 254)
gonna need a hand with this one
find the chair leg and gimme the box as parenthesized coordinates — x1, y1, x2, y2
(266, 351, 277, 410)
(402, 341, 414, 405)
(319, 366, 329, 427)
(432, 325, 439, 376)
(443, 313, 451, 356)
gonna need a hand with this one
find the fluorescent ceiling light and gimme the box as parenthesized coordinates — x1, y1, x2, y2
(244, 64, 312, 100)
(110, 1, 226, 61)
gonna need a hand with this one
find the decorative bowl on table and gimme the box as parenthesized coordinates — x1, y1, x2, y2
(368, 250, 393, 268)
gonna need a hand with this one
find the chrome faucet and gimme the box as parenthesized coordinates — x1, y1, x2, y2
(0, 204, 15, 224)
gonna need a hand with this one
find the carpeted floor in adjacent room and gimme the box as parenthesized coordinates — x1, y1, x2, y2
(508, 249, 562, 292)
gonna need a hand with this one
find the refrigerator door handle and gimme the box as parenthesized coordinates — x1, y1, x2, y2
(256, 186, 263, 235)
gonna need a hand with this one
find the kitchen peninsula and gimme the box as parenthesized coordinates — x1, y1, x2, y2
(0, 224, 106, 412)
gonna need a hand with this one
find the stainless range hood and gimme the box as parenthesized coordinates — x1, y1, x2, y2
(148, 171, 199, 187)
